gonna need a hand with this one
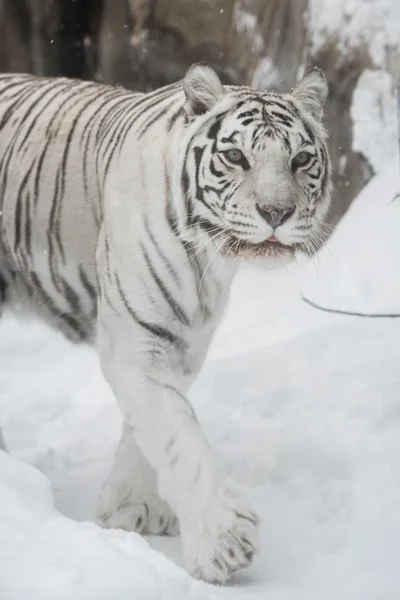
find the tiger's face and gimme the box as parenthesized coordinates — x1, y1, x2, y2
(178, 64, 332, 265)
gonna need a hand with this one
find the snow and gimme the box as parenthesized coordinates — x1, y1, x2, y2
(351, 70, 398, 173)
(309, 0, 400, 67)
(0, 452, 213, 600)
(1, 160, 400, 599)
(302, 159, 400, 314)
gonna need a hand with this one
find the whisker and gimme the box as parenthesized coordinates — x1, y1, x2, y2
(197, 235, 231, 294)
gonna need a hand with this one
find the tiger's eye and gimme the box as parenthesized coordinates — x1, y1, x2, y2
(292, 151, 312, 169)
(225, 148, 244, 163)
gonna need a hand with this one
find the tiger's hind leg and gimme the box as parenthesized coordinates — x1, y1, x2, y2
(96, 423, 179, 536)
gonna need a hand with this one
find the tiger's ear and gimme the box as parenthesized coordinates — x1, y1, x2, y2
(183, 63, 225, 117)
(291, 68, 328, 121)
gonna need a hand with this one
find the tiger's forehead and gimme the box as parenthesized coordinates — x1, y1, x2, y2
(216, 93, 315, 152)
(212, 89, 316, 150)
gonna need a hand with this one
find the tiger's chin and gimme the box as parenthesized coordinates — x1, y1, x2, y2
(218, 233, 299, 268)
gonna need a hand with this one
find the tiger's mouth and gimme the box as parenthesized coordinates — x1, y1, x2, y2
(222, 233, 297, 259)
(195, 218, 298, 259)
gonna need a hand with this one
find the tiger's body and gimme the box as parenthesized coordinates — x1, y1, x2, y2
(0, 65, 332, 583)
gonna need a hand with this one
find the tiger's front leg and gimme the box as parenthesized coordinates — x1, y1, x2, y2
(96, 258, 259, 584)
(96, 422, 179, 536)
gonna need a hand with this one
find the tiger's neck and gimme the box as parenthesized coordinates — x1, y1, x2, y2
(112, 92, 238, 330)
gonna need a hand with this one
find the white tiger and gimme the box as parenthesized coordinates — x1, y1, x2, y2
(0, 64, 332, 583)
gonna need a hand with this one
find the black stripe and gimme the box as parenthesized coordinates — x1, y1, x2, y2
(62, 278, 82, 314)
(79, 265, 98, 304)
(193, 145, 220, 217)
(141, 244, 189, 326)
(146, 375, 197, 420)
(14, 160, 35, 253)
(271, 111, 294, 125)
(251, 124, 264, 149)
(266, 100, 292, 113)
(116, 86, 182, 153)
(115, 274, 186, 348)
(45, 80, 96, 138)
(33, 135, 52, 207)
(166, 201, 179, 236)
(238, 109, 259, 119)
(85, 88, 129, 143)
(146, 375, 186, 402)
(167, 105, 184, 131)
(0, 81, 40, 133)
(101, 282, 121, 317)
(138, 103, 172, 139)
(319, 144, 329, 198)
(53, 87, 103, 264)
(96, 94, 145, 187)
(220, 131, 240, 144)
(307, 168, 321, 180)
(47, 168, 64, 292)
(241, 117, 256, 127)
(30, 271, 88, 341)
(59, 87, 103, 199)
(209, 156, 224, 177)
(92, 91, 133, 156)
(144, 219, 180, 287)
(17, 80, 69, 154)
(181, 159, 193, 226)
(207, 117, 223, 143)
(73, 89, 125, 203)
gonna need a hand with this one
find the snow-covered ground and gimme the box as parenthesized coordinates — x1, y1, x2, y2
(301, 161, 400, 315)
(1, 160, 399, 599)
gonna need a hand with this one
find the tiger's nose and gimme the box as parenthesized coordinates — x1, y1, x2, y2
(256, 204, 295, 229)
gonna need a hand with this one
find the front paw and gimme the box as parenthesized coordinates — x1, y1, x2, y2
(96, 494, 179, 536)
(181, 486, 259, 584)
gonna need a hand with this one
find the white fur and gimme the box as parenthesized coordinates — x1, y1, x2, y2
(183, 63, 225, 115)
(290, 67, 328, 122)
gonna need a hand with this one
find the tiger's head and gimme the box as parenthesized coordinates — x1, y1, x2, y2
(176, 63, 332, 265)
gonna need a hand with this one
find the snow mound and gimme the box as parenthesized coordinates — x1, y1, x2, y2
(0, 451, 213, 600)
(301, 160, 400, 315)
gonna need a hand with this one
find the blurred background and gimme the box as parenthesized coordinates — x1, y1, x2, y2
(0, 0, 398, 223)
